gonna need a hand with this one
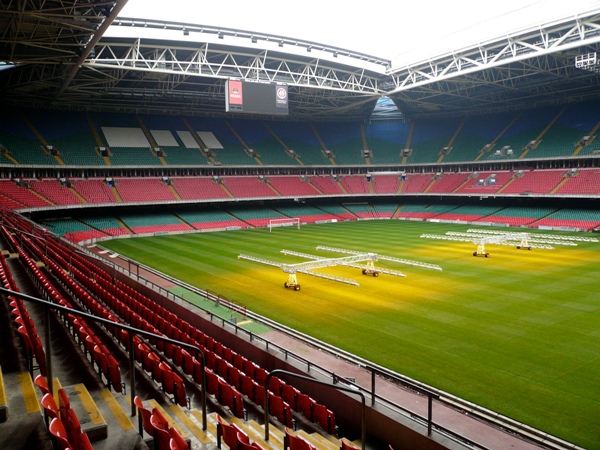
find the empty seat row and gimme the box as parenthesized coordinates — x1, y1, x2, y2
(1, 228, 47, 376)
(134, 396, 188, 450)
(40, 386, 93, 450)
(14, 234, 125, 394)
(8, 213, 336, 434)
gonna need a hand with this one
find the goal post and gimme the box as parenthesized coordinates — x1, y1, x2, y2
(269, 217, 300, 232)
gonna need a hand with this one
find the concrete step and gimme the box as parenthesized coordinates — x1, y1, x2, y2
(0, 370, 52, 450)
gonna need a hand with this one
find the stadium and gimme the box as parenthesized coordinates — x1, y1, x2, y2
(1, 2, 600, 450)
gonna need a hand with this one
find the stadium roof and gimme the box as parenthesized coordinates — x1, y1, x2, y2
(1, 1, 600, 121)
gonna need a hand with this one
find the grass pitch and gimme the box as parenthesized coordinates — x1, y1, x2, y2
(101, 220, 600, 448)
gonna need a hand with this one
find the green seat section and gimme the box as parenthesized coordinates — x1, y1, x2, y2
(161, 146, 208, 165)
(226, 206, 286, 227)
(272, 204, 339, 222)
(39, 218, 108, 242)
(79, 216, 129, 236)
(489, 206, 556, 219)
(118, 212, 191, 234)
(312, 204, 356, 220)
(0, 131, 57, 165)
(176, 210, 248, 230)
(106, 147, 163, 166)
(372, 202, 400, 218)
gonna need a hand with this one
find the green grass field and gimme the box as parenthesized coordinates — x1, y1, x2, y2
(101, 220, 600, 449)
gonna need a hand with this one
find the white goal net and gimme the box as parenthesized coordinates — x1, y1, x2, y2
(269, 217, 300, 232)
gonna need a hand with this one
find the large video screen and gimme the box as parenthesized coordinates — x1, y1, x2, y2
(225, 79, 288, 115)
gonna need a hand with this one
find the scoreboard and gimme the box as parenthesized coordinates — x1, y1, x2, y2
(226, 79, 288, 115)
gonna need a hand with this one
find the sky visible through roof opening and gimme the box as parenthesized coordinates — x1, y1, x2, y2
(117, 0, 600, 65)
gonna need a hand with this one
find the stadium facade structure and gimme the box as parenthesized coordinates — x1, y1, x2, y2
(1, 2, 600, 450)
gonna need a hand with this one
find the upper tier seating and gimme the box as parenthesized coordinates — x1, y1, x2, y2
(170, 177, 231, 200)
(0, 103, 598, 166)
(554, 169, 600, 195)
(371, 175, 401, 194)
(114, 178, 178, 203)
(455, 171, 513, 194)
(72, 178, 118, 204)
(267, 176, 321, 197)
(427, 173, 470, 194)
(400, 174, 434, 194)
(498, 170, 565, 195)
(0, 179, 54, 208)
(222, 177, 279, 198)
(307, 176, 344, 196)
(28, 179, 84, 206)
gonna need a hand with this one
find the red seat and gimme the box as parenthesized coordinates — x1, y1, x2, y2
(78, 428, 94, 450)
(17, 326, 34, 370)
(134, 396, 153, 436)
(159, 362, 176, 397)
(34, 374, 51, 396)
(216, 357, 230, 379)
(107, 354, 123, 393)
(254, 367, 268, 386)
(205, 350, 217, 371)
(268, 376, 284, 396)
(62, 407, 83, 448)
(242, 360, 257, 379)
(232, 353, 247, 371)
(281, 384, 300, 411)
(218, 377, 244, 418)
(205, 368, 220, 397)
(191, 358, 203, 384)
(284, 428, 316, 450)
(312, 402, 336, 434)
(216, 414, 249, 449)
(227, 366, 242, 390)
(222, 347, 233, 363)
(296, 393, 315, 421)
(172, 372, 188, 408)
(238, 437, 266, 450)
(151, 414, 171, 450)
(41, 393, 59, 422)
(49, 417, 71, 450)
(181, 349, 194, 375)
(149, 352, 163, 383)
(57, 388, 71, 420)
(341, 439, 360, 450)
(151, 407, 170, 430)
(168, 427, 189, 450)
(138, 343, 152, 370)
(269, 392, 292, 427)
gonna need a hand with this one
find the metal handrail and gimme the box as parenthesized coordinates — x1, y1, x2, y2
(264, 369, 366, 450)
(0, 286, 208, 430)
